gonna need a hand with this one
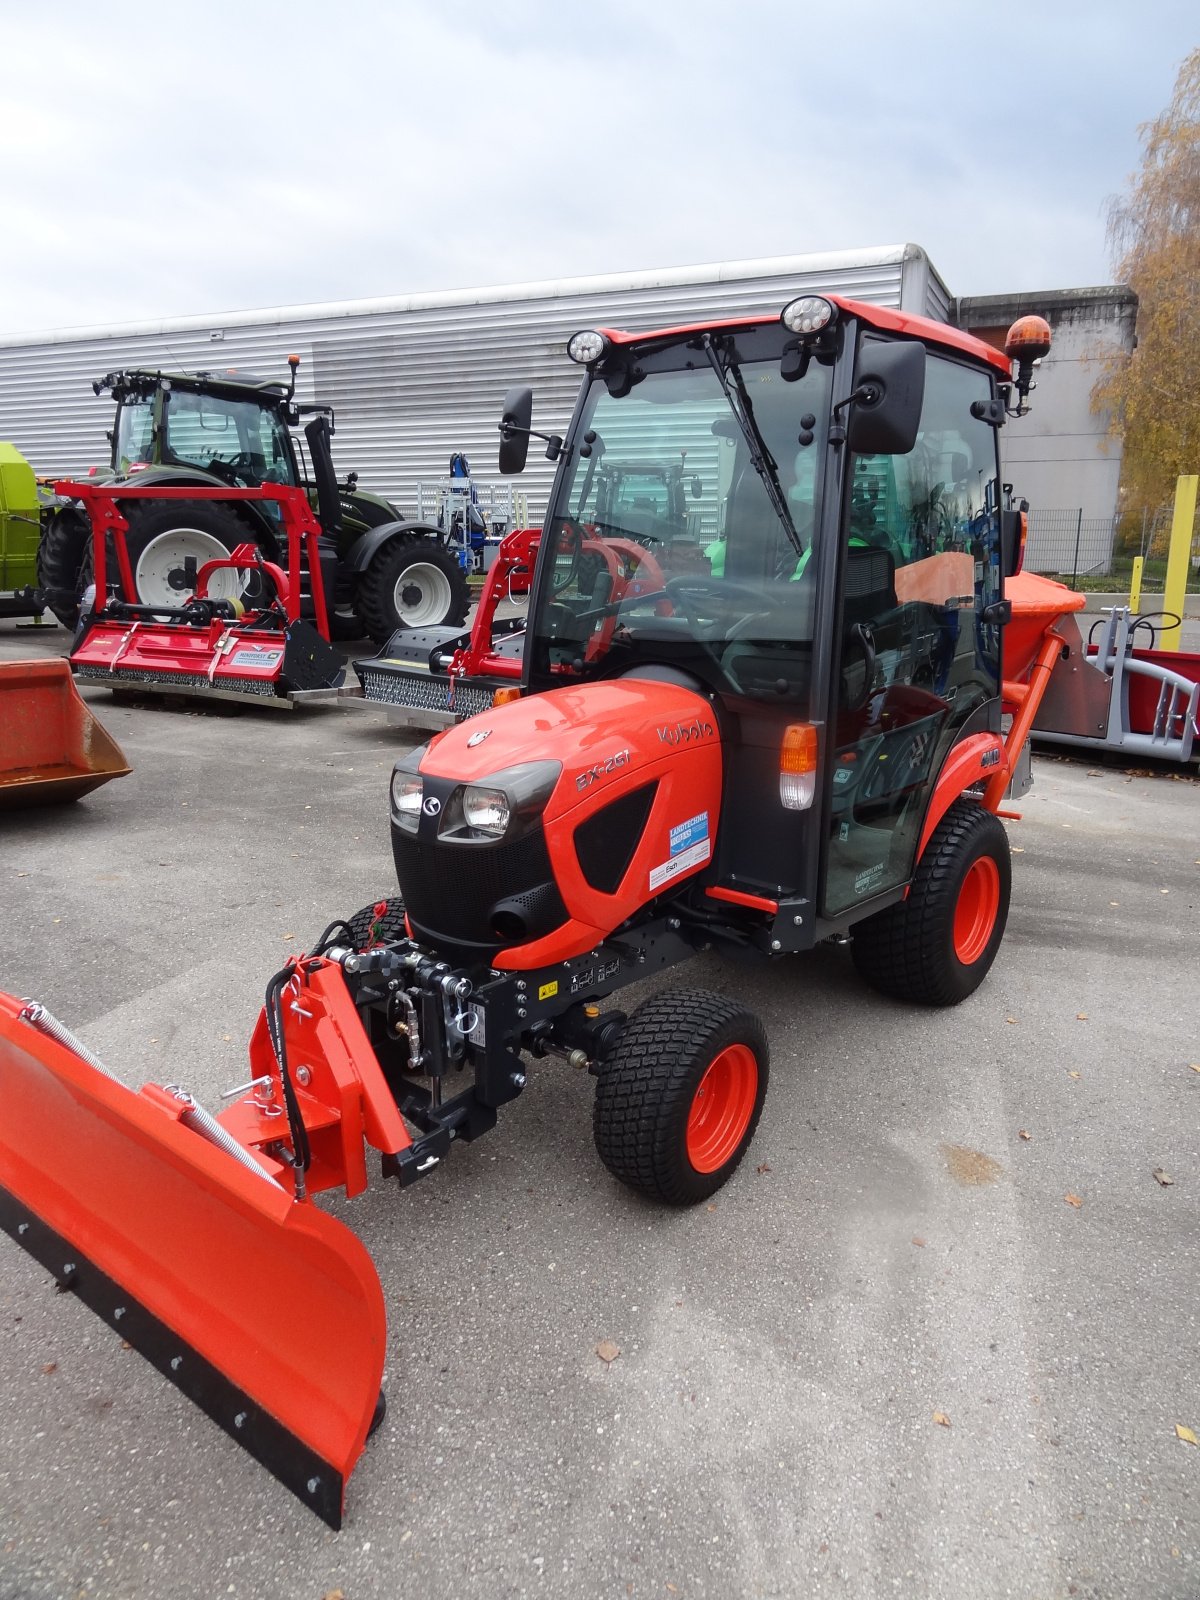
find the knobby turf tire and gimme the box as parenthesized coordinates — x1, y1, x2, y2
(354, 536, 470, 643)
(593, 989, 769, 1206)
(36, 507, 91, 628)
(850, 799, 1011, 1007)
(343, 896, 408, 949)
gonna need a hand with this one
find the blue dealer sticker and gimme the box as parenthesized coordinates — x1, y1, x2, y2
(669, 812, 708, 856)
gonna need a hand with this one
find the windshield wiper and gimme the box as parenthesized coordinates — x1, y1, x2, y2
(702, 334, 802, 558)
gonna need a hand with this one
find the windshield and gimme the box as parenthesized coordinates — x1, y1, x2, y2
(528, 347, 833, 705)
(163, 391, 297, 485)
(114, 398, 155, 471)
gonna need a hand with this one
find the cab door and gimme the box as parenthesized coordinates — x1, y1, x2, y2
(821, 352, 1003, 918)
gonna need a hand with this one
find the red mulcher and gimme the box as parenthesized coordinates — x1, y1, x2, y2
(65, 480, 344, 705)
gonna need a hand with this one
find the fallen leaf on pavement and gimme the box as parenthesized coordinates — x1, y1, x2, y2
(1175, 1424, 1197, 1446)
(41, 1362, 57, 1375)
(911, 1236, 926, 1247)
(1068, 1071, 1082, 1080)
(1152, 1169, 1175, 1186)
(1018, 1129, 1032, 1141)
(1190, 1065, 1200, 1074)
(1076, 1013, 1088, 1021)
(595, 1340, 620, 1364)
(323, 1590, 346, 1600)
(282, 932, 295, 941)
(756, 1162, 771, 1175)
(1064, 1193, 1083, 1208)
(1006, 1016, 1017, 1024)
(932, 1411, 951, 1427)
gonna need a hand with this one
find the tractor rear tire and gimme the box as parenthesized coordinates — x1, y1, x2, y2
(593, 990, 768, 1205)
(37, 507, 91, 628)
(850, 799, 1011, 1006)
(118, 502, 276, 609)
(344, 897, 408, 949)
(354, 538, 470, 643)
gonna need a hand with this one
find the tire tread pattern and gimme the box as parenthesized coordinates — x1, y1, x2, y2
(354, 536, 470, 644)
(850, 799, 1010, 1006)
(593, 989, 768, 1206)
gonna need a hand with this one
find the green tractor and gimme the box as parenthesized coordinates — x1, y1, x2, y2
(37, 359, 470, 641)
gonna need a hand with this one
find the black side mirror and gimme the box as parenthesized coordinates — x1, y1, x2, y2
(847, 340, 925, 456)
(1000, 508, 1026, 577)
(499, 385, 533, 475)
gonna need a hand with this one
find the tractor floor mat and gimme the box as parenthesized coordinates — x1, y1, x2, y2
(0, 659, 131, 807)
(0, 992, 386, 1527)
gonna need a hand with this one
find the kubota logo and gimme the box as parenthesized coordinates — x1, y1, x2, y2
(657, 719, 715, 747)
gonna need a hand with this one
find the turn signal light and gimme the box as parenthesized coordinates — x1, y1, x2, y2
(780, 723, 818, 811)
(492, 685, 521, 706)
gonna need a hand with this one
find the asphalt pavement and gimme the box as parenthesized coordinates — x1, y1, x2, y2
(0, 622, 1197, 1600)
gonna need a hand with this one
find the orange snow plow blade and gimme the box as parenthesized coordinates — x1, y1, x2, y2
(0, 990, 385, 1527)
(0, 659, 131, 808)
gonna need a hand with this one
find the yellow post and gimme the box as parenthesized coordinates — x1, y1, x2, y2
(1161, 475, 1197, 652)
(1129, 555, 1144, 614)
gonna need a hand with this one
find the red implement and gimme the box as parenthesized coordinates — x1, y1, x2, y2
(0, 990, 386, 1527)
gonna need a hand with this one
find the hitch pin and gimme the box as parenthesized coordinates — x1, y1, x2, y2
(220, 1074, 275, 1102)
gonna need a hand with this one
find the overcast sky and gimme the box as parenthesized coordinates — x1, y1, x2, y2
(1, 1, 1195, 337)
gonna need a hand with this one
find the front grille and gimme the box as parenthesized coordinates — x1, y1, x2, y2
(391, 825, 566, 955)
(74, 665, 277, 698)
(358, 665, 494, 720)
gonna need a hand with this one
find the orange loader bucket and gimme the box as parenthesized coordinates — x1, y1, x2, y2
(0, 659, 131, 808)
(0, 991, 386, 1526)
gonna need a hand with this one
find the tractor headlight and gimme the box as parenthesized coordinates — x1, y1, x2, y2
(462, 786, 510, 836)
(437, 759, 562, 844)
(391, 772, 424, 833)
(781, 296, 836, 336)
(567, 329, 609, 364)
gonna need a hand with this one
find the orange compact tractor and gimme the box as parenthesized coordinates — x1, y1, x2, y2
(1, 298, 1073, 1523)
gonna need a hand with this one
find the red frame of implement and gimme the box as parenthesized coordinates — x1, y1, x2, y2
(53, 480, 332, 640)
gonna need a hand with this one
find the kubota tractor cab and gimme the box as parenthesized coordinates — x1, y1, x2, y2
(0, 296, 1064, 1526)
(36, 360, 468, 640)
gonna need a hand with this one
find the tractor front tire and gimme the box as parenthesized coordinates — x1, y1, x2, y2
(593, 991, 769, 1205)
(851, 799, 1011, 1006)
(37, 507, 91, 628)
(119, 502, 275, 609)
(355, 538, 470, 642)
(343, 897, 408, 949)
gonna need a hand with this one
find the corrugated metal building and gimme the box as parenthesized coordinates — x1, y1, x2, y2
(0, 245, 948, 519)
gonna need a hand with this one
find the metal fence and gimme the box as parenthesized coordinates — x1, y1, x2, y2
(1025, 505, 1200, 591)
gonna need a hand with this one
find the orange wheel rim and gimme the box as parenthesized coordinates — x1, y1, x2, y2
(686, 1044, 758, 1173)
(954, 857, 1001, 964)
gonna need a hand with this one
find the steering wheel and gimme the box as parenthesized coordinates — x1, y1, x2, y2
(664, 575, 767, 620)
(203, 453, 254, 486)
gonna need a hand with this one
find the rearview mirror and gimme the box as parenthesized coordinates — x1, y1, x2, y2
(1000, 508, 1027, 577)
(847, 340, 925, 456)
(499, 385, 533, 475)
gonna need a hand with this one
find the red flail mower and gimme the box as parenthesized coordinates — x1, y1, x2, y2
(2, 299, 1080, 1524)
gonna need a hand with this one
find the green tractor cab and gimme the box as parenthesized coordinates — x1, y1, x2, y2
(37, 360, 469, 641)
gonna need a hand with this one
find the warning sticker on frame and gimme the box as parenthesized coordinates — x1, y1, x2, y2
(650, 812, 711, 892)
(230, 648, 283, 670)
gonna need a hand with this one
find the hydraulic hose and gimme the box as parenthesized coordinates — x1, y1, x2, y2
(264, 966, 312, 1194)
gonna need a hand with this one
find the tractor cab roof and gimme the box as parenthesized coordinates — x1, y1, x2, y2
(96, 368, 289, 407)
(595, 294, 1014, 379)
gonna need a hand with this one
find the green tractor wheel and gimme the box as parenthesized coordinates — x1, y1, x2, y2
(355, 537, 470, 642)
